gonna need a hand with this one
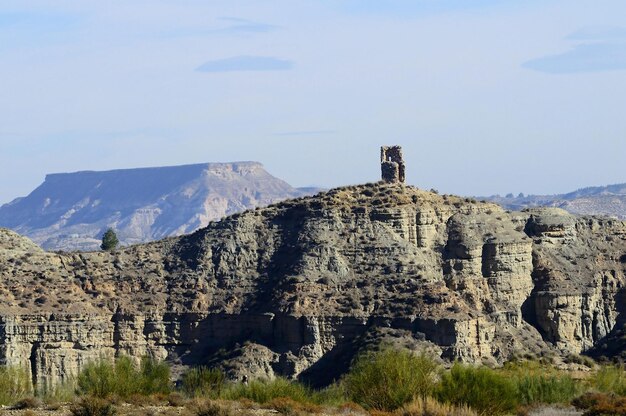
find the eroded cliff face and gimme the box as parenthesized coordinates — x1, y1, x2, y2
(1, 183, 625, 388)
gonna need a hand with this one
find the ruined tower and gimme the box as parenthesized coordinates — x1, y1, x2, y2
(380, 146, 406, 183)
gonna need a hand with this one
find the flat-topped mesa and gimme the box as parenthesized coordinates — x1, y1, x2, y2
(381, 145, 406, 183)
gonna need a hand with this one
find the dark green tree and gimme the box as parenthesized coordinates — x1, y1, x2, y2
(100, 228, 119, 251)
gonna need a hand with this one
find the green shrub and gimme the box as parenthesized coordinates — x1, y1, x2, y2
(310, 383, 347, 406)
(343, 347, 440, 411)
(40, 379, 77, 403)
(77, 356, 170, 399)
(220, 377, 312, 404)
(138, 356, 171, 395)
(515, 372, 580, 405)
(100, 229, 119, 251)
(0, 366, 32, 405)
(502, 361, 581, 405)
(590, 365, 626, 395)
(70, 396, 116, 416)
(181, 367, 225, 397)
(78, 360, 116, 398)
(437, 364, 518, 416)
(111, 356, 138, 398)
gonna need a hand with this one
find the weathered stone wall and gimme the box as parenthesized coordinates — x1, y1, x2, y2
(381, 146, 406, 183)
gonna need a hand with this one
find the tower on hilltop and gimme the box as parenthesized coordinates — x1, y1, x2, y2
(380, 146, 405, 183)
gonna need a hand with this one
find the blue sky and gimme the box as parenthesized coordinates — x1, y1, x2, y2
(2, 1, 626, 204)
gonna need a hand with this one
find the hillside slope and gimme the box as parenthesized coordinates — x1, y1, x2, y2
(0, 162, 317, 250)
(1, 182, 625, 388)
(484, 183, 626, 219)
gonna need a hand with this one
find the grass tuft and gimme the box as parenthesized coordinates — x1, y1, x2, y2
(70, 396, 116, 416)
(589, 364, 626, 395)
(220, 377, 312, 404)
(0, 366, 32, 406)
(77, 356, 170, 399)
(436, 363, 518, 416)
(181, 367, 225, 398)
(343, 347, 440, 411)
(398, 397, 477, 416)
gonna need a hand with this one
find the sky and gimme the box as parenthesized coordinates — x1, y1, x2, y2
(2, 0, 626, 204)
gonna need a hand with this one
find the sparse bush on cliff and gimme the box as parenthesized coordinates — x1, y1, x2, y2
(77, 356, 170, 399)
(343, 347, 440, 411)
(181, 367, 225, 398)
(100, 228, 119, 251)
(0, 365, 32, 405)
(436, 364, 518, 416)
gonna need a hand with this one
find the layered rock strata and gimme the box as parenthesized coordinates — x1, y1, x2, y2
(0, 183, 625, 388)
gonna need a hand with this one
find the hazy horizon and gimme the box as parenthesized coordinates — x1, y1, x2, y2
(2, 1, 626, 204)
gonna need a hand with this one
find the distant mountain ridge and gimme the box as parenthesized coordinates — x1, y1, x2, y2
(0, 162, 319, 251)
(482, 182, 626, 219)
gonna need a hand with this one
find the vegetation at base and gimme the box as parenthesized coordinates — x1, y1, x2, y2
(100, 228, 119, 251)
(399, 397, 477, 416)
(77, 356, 170, 399)
(502, 360, 581, 406)
(590, 364, 626, 395)
(190, 400, 233, 416)
(263, 396, 323, 414)
(0, 365, 31, 405)
(11, 348, 626, 415)
(70, 396, 116, 416)
(573, 392, 626, 416)
(436, 363, 519, 415)
(181, 367, 225, 398)
(343, 347, 439, 410)
(13, 396, 41, 409)
(220, 377, 313, 404)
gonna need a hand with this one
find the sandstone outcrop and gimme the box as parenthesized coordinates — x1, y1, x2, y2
(0, 183, 625, 388)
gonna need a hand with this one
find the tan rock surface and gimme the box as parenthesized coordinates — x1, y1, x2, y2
(0, 183, 625, 387)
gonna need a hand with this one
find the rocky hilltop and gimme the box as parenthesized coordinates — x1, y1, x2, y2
(1, 182, 626, 389)
(0, 162, 317, 251)
(484, 183, 626, 220)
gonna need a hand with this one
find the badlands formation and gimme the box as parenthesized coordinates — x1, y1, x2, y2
(1, 148, 625, 389)
(1, 181, 626, 388)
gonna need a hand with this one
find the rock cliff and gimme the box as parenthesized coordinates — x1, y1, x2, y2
(0, 162, 318, 251)
(1, 183, 625, 389)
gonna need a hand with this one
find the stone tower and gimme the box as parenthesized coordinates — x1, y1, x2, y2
(380, 146, 405, 183)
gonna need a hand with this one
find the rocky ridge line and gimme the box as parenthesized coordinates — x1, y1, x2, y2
(0, 182, 625, 388)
